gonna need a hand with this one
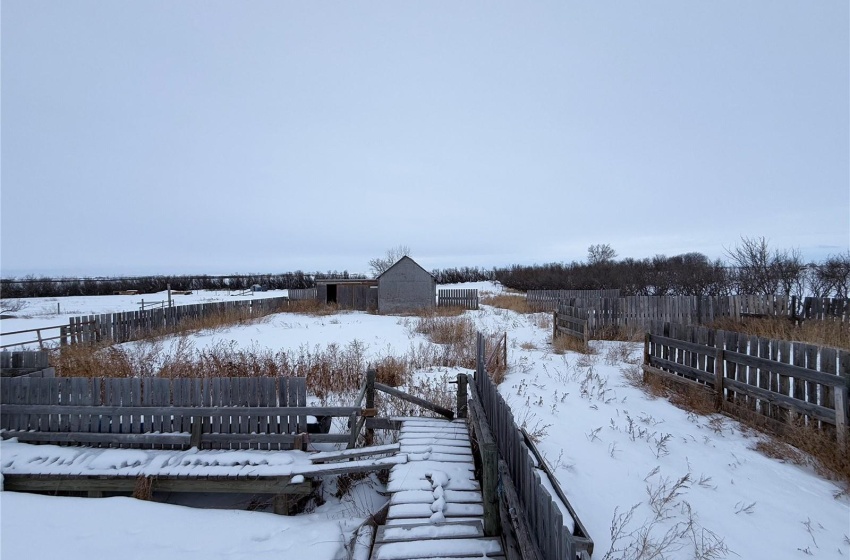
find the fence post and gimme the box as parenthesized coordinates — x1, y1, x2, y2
(835, 385, 847, 451)
(552, 311, 557, 341)
(714, 337, 725, 411)
(365, 369, 376, 446)
(456, 373, 468, 419)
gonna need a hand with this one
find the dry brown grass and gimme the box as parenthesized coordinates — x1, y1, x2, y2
(481, 294, 533, 314)
(373, 355, 408, 387)
(709, 316, 849, 351)
(630, 364, 850, 487)
(753, 419, 850, 488)
(552, 334, 594, 355)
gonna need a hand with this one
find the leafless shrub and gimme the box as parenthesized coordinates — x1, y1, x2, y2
(604, 469, 730, 560)
(0, 298, 28, 314)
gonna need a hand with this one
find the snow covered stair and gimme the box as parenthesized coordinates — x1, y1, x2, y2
(371, 418, 504, 560)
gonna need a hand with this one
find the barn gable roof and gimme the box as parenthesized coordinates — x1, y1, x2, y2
(377, 256, 434, 280)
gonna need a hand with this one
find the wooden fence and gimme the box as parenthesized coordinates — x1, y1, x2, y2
(0, 323, 74, 349)
(553, 306, 590, 343)
(288, 288, 317, 301)
(553, 295, 792, 340)
(527, 290, 620, 312)
(472, 333, 593, 560)
(0, 350, 54, 378)
(0, 375, 356, 450)
(61, 296, 290, 346)
(643, 321, 849, 446)
(800, 297, 850, 321)
(438, 289, 479, 310)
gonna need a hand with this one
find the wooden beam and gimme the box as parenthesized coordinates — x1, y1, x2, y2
(498, 460, 543, 560)
(373, 383, 454, 419)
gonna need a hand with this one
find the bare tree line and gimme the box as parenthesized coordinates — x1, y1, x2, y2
(2, 237, 847, 300)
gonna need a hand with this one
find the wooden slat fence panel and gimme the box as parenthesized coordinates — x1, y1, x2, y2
(801, 297, 850, 322)
(644, 322, 848, 445)
(554, 295, 792, 340)
(473, 333, 592, 560)
(527, 290, 620, 312)
(62, 296, 290, 346)
(288, 288, 317, 301)
(437, 289, 479, 310)
(0, 376, 351, 451)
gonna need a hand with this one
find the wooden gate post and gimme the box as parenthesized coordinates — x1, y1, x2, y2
(714, 334, 725, 411)
(365, 369, 376, 446)
(835, 385, 847, 451)
(456, 373, 468, 419)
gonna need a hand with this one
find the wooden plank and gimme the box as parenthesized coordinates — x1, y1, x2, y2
(375, 382, 454, 419)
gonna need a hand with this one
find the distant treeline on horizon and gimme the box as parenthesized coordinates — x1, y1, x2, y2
(2, 244, 848, 300)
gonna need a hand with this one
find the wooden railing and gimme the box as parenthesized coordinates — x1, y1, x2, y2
(643, 321, 849, 448)
(470, 333, 593, 560)
(0, 323, 89, 349)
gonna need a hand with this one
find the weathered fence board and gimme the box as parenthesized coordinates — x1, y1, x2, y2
(438, 289, 479, 310)
(472, 333, 593, 560)
(288, 288, 317, 301)
(0, 376, 349, 451)
(644, 321, 848, 446)
(0, 350, 51, 377)
(60, 296, 290, 346)
(553, 295, 793, 340)
(527, 290, 620, 312)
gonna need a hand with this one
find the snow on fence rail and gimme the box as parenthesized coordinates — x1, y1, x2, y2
(643, 321, 849, 447)
(437, 288, 479, 310)
(0, 375, 356, 450)
(471, 333, 594, 560)
(61, 296, 290, 346)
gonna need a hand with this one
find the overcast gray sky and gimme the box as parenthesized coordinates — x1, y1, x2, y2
(2, 1, 848, 277)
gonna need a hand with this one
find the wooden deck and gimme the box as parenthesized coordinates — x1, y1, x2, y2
(371, 418, 504, 560)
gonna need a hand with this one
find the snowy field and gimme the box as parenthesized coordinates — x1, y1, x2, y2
(0, 288, 288, 349)
(1, 281, 848, 559)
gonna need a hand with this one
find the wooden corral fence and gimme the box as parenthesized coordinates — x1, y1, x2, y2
(0, 350, 54, 378)
(0, 322, 78, 350)
(553, 306, 590, 343)
(288, 288, 317, 301)
(527, 290, 620, 312)
(471, 333, 593, 560)
(800, 297, 850, 322)
(643, 321, 849, 448)
(438, 288, 479, 310)
(61, 296, 290, 346)
(0, 376, 357, 450)
(553, 295, 792, 341)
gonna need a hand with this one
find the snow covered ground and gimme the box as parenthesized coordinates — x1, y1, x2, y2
(0, 289, 288, 349)
(2, 281, 848, 559)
